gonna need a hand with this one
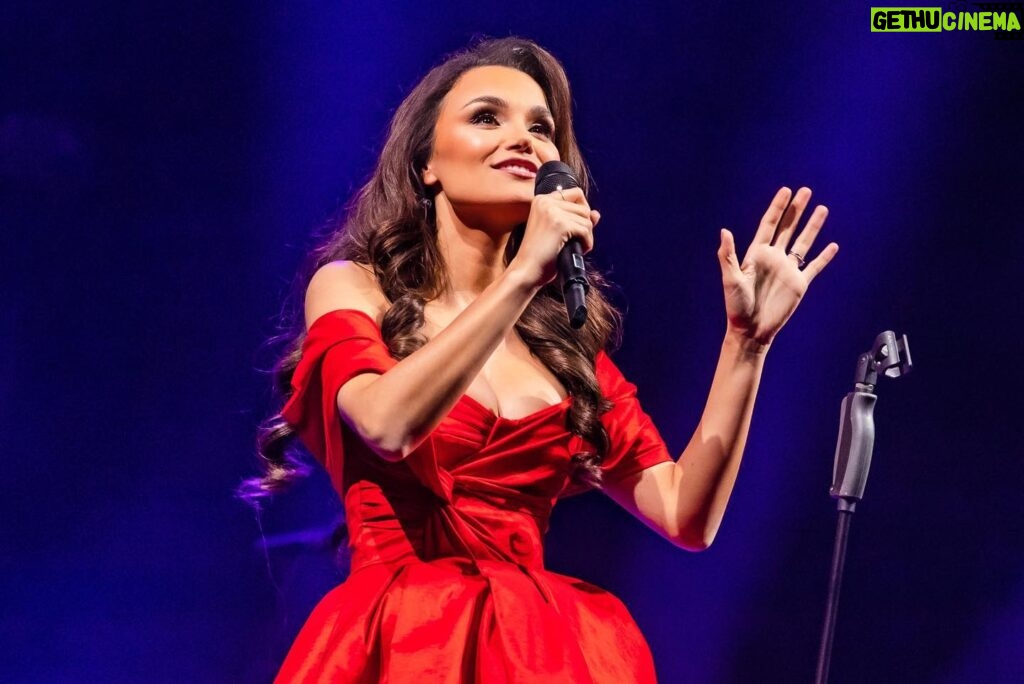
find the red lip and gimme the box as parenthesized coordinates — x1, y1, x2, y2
(491, 157, 539, 174)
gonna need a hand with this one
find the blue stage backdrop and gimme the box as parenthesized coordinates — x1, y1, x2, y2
(3, 2, 1022, 682)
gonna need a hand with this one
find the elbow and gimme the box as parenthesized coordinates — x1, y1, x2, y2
(672, 520, 719, 553)
(372, 444, 408, 463)
(337, 379, 417, 462)
(674, 534, 712, 553)
(354, 415, 415, 463)
(364, 421, 435, 463)
(365, 429, 416, 463)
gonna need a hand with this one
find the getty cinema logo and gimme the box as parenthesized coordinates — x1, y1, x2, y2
(871, 3, 1023, 39)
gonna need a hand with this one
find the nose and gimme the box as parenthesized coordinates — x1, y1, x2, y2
(504, 119, 534, 152)
(505, 131, 532, 153)
(502, 118, 558, 164)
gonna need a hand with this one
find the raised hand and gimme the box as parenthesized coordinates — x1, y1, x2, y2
(717, 187, 839, 349)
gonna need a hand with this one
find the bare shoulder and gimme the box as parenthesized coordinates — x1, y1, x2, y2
(304, 260, 388, 328)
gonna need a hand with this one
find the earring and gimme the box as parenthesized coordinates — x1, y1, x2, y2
(417, 195, 433, 221)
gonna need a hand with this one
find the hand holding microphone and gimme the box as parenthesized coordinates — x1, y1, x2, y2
(535, 161, 593, 328)
(512, 161, 597, 328)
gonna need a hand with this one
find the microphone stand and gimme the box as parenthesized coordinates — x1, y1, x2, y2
(814, 331, 912, 684)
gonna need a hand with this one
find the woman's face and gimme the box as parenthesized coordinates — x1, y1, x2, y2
(422, 65, 561, 227)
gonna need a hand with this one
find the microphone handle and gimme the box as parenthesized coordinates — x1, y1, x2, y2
(558, 238, 588, 329)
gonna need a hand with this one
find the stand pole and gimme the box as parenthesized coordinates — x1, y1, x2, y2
(814, 507, 854, 684)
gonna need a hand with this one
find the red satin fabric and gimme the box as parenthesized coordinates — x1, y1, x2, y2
(276, 309, 673, 683)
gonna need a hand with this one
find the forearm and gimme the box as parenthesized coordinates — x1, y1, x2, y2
(358, 266, 541, 459)
(673, 331, 768, 548)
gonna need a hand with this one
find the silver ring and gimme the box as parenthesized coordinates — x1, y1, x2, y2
(788, 250, 807, 268)
(557, 188, 566, 201)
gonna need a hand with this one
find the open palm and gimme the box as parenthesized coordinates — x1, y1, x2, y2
(718, 187, 839, 347)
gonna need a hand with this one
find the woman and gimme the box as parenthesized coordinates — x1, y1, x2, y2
(246, 36, 838, 682)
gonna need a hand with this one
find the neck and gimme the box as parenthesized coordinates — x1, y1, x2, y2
(433, 194, 520, 308)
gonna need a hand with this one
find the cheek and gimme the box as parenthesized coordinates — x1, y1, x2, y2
(434, 127, 489, 164)
(427, 129, 488, 183)
(447, 128, 490, 159)
(538, 141, 560, 162)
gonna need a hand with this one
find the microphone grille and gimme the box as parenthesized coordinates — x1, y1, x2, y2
(534, 160, 581, 195)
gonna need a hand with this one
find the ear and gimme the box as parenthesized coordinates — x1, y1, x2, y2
(422, 163, 437, 188)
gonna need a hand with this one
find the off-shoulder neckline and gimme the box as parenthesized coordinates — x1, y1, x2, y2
(311, 308, 574, 424)
(308, 307, 382, 331)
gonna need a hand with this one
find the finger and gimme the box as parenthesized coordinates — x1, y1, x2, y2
(718, 228, 742, 277)
(803, 242, 839, 283)
(590, 209, 601, 228)
(569, 216, 595, 253)
(788, 205, 829, 260)
(561, 212, 595, 242)
(752, 187, 793, 245)
(552, 186, 588, 206)
(773, 186, 812, 251)
(538, 192, 591, 218)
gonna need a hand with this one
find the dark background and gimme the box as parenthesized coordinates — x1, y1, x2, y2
(3, 2, 1022, 682)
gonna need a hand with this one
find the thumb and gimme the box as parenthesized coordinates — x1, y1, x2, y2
(718, 228, 737, 266)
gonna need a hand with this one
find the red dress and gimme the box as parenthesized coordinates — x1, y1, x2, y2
(276, 309, 673, 683)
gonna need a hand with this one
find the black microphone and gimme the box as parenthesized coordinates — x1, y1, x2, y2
(534, 161, 590, 328)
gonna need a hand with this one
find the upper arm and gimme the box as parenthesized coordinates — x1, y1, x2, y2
(303, 260, 397, 455)
(602, 462, 699, 550)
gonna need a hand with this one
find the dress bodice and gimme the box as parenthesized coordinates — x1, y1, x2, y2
(283, 309, 671, 572)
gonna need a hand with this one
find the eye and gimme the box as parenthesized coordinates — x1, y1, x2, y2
(469, 109, 500, 126)
(530, 121, 555, 139)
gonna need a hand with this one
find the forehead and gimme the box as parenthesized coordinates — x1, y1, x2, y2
(442, 65, 548, 111)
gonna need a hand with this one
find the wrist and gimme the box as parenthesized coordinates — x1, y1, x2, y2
(724, 328, 772, 356)
(501, 263, 544, 297)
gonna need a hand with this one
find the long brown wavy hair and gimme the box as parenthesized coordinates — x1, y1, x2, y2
(241, 36, 623, 505)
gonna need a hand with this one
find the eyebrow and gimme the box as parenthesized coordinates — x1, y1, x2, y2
(460, 96, 554, 123)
